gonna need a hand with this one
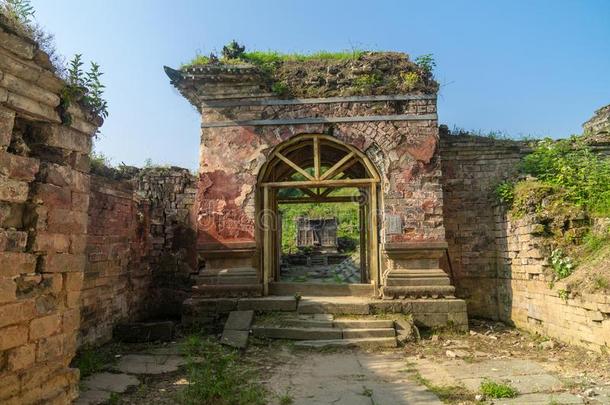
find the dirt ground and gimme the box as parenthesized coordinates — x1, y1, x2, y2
(83, 319, 610, 405)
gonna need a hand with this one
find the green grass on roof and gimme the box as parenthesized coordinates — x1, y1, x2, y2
(182, 49, 365, 69)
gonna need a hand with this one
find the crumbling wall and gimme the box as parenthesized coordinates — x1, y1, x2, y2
(439, 133, 528, 318)
(79, 167, 197, 345)
(0, 22, 99, 404)
(496, 211, 610, 351)
(136, 168, 197, 318)
(80, 175, 151, 345)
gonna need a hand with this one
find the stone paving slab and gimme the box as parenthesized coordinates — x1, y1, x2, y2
(237, 296, 297, 312)
(75, 389, 111, 405)
(224, 310, 254, 331)
(265, 351, 442, 405)
(410, 356, 584, 405)
(114, 354, 187, 374)
(221, 329, 250, 348)
(493, 392, 584, 404)
(83, 372, 139, 392)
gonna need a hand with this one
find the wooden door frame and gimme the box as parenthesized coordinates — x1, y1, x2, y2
(257, 134, 381, 295)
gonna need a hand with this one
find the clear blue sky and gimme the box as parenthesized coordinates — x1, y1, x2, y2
(31, 0, 610, 170)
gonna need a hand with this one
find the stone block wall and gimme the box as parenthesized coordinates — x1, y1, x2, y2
(80, 175, 151, 345)
(495, 211, 610, 352)
(0, 21, 99, 405)
(440, 132, 610, 351)
(439, 133, 528, 318)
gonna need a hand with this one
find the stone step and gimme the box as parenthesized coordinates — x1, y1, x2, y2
(386, 269, 448, 276)
(333, 319, 394, 329)
(384, 277, 451, 286)
(342, 328, 396, 339)
(251, 326, 396, 340)
(278, 318, 394, 330)
(195, 276, 259, 285)
(252, 326, 342, 340)
(191, 284, 263, 298)
(282, 319, 334, 328)
(381, 285, 455, 299)
(293, 337, 397, 349)
(298, 297, 371, 315)
(205, 267, 257, 275)
(268, 282, 373, 297)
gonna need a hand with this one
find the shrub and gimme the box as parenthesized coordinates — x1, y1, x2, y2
(522, 136, 610, 216)
(1, 0, 35, 24)
(222, 40, 245, 60)
(415, 54, 436, 75)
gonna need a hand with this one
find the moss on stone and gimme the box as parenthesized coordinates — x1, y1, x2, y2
(181, 50, 439, 97)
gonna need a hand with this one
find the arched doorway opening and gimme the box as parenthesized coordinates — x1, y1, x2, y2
(257, 134, 381, 295)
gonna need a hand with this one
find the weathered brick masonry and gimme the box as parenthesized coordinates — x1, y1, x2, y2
(0, 21, 99, 404)
(439, 132, 529, 318)
(81, 168, 197, 345)
(80, 175, 152, 345)
(440, 131, 610, 351)
(495, 212, 610, 352)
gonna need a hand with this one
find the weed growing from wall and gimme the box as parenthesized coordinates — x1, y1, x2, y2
(60, 54, 109, 127)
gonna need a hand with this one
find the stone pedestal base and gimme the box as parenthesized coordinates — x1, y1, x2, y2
(381, 242, 455, 299)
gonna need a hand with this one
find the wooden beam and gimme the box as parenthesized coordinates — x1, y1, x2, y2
(277, 196, 357, 204)
(299, 188, 318, 198)
(261, 178, 376, 188)
(263, 186, 270, 295)
(320, 151, 355, 180)
(275, 151, 314, 181)
(369, 184, 379, 291)
(313, 136, 320, 180)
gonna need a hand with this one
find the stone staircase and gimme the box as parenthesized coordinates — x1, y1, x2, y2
(191, 267, 263, 297)
(182, 295, 469, 338)
(252, 314, 399, 348)
(382, 268, 455, 299)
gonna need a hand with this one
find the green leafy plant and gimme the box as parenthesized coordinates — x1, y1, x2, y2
(557, 289, 569, 301)
(415, 54, 436, 75)
(278, 392, 294, 405)
(271, 81, 289, 96)
(222, 40, 246, 60)
(550, 249, 574, 280)
(495, 181, 515, 206)
(400, 71, 420, 90)
(60, 54, 109, 126)
(354, 73, 382, 93)
(522, 136, 610, 216)
(2, 0, 35, 24)
(479, 379, 518, 399)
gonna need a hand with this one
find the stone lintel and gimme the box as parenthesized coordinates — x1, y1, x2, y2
(202, 94, 437, 108)
(201, 113, 437, 128)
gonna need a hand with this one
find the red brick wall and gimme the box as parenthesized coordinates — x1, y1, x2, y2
(80, 175, 151, 345)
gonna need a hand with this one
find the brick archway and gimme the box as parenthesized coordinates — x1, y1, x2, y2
(256, 134, 381, 295)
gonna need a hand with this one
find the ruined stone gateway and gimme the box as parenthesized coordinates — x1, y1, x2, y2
(164, 52, 468, 329)
(1, 13, 609, 402)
